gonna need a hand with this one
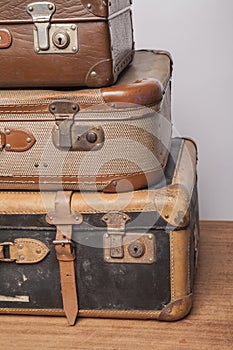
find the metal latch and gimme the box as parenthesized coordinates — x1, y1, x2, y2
(0, 239, 50, 264)
(102, 211, 156, 264)
(27, 2, 78, 53)
(49, 100, 105, 151)
(102, 212, 130, 258)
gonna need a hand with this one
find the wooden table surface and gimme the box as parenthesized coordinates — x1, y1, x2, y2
(0, 221, 232, 350)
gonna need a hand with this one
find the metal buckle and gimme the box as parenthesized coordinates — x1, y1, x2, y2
(0, 242, 14, 262)
(53, 239, 73, 246)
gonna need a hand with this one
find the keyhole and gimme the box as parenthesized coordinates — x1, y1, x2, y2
(58, 36, 63, 46)
(52, 30, 70, 49)
(134, 247, 138, 253)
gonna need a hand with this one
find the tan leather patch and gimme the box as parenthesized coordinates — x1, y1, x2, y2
(0, 239, 50, 264)
(0, 29, 12, 49)
(4, 128, 36, 152)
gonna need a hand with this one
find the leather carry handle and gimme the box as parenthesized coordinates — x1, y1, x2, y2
(101, 78, 163, 106)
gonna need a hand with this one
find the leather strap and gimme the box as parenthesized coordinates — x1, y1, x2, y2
(52, 191, 79, 325)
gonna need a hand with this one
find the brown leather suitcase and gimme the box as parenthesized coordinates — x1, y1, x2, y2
(0, 138, 200, 325)
(0, 50, 173, 192)
(0, 0, 134, 88)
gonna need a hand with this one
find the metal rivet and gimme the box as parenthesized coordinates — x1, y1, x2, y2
(165, 214, 169, 219)
(0, 36, 2, 41)
(87, 3, 92, 9)
(43, 163, 48, 168)
(123, 216, 127, 221)
(71, 25, 76, 30)
(19, 255, 25, 261)
(110, 103, 116, 108)
(50, 104, 56, 111)
(106, 256, 110, 260)
(149, 258, 154, 263)
(86, 132, 97, 144)
(75, 216, 80, 221)
(72, 104, 78, 111)
(49, 216, 53, 221)
(48, 4, 53, 10)
(18, 244, 24, 250)
(5, 129, 11, 135)
(36, 249, 41, 254)
(72, 46, 77, 52)
(91, 71, 97, 78)
(105, 234, 109, 238)
(104, 216, 108, 221)
(34, 163, 39, 168)
(28, 6, 33, 11)
(112, 181, 117, 187)
(26, 137, 32, 143)
(36, 48, 40, 53)
(5, 144, 11, 150)
(148, 234, 153, 240)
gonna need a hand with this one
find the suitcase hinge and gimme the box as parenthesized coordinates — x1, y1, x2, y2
(27, 2, 78, 54)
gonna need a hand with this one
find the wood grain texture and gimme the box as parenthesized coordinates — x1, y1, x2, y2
(0, 221, 232, 350)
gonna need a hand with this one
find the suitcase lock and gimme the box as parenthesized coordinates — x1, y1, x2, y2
(49, 100, 105, 151)
(102, 212, 156, 264)
(27, 2, 78, 54)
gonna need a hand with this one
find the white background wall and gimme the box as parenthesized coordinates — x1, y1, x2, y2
(133, 0, 233, 220)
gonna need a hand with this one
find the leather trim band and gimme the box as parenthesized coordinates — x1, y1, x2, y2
(49, 191, 80, 325)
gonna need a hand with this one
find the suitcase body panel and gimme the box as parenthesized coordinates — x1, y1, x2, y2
(0, 0, 134, 88)
(0, 50, 173, 192)
(0, 138, 200, 322)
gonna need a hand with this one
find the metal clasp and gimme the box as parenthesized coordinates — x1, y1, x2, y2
(0, 242, 14, 262)
(102, 212, 131, 258)
(27, 2, 56, 51)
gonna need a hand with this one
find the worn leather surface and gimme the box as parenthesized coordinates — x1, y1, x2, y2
(0, 0, 131, 21)
(0, 1, 134, 87)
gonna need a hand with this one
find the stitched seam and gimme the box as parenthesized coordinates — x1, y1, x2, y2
(0, 166, 163, 180)
(170, 231, 175, 301)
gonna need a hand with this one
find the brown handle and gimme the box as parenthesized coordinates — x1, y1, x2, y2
(101, 78, 163, 106)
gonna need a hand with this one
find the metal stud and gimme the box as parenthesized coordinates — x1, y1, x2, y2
(90, 71, 97, 78)
(48, 4, 54, 10)
(36, 249, 41, 254)
(18, 244, 24, 250)
(5, 129, 11, 135)
(19, 255, 25, 261)
(87, 3, 92, 9)
(28, 5, 33, 11)
(5, 144, 11, 150)
(71, 24, 76, 30)
(26, 137, 32, 143)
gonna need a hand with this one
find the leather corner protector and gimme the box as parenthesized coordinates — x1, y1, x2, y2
(155, 184, 190, 228)
(4, 128, 36, 152)
(158, 294, 193, 321)
(86, 59, 113, 87)
(0, 29, 12, 49)
(9, 238, 50, 264)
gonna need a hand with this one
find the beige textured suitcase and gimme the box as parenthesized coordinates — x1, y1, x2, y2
(0, 50, 172, 192)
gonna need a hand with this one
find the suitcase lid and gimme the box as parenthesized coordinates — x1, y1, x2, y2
(0, 50, 172, 116)
(0, 138, 197, 229)
(0, 0, 131, 22)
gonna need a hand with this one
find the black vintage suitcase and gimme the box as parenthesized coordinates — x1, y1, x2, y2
(0, 0, 134, 88)
(0, 138, 200, 325)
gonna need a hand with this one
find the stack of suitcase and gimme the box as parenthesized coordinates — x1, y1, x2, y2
(0, 0, 200, 325)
